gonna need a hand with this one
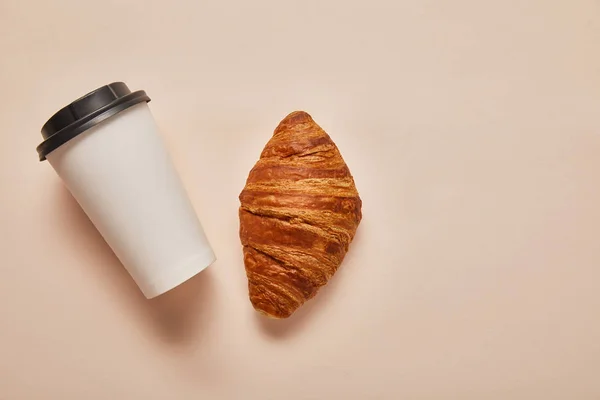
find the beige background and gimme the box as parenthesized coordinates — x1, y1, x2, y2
(1, 0, 600, 398)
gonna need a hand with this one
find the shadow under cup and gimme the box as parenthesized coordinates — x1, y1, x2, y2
(37, 82, 216, 298)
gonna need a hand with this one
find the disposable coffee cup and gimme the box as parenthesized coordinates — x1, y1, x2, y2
(37, 82, 216, 298)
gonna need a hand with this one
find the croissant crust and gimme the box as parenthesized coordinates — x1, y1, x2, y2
(239, 111, 362, 318)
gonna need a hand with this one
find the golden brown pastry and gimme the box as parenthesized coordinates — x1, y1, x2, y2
(239, 111, 362, 318)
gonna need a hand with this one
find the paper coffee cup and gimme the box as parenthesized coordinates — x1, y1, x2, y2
(37, 82, 216, 298)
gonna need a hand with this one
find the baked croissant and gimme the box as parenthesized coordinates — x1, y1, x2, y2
(239, 111, 362, 318)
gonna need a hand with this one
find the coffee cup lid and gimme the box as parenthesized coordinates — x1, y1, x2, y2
(36, 82, 151, 161)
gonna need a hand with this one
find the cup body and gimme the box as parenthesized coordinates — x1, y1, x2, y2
(46, 102, 215, 298)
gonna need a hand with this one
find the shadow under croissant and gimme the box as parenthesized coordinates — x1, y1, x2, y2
(54, 183, 214, 348)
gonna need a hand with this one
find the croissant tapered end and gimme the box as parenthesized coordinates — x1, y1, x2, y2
(242, 235, 320, 319)
(273, 111, 314, 135)
(249, 285, 293, 319)
(239, 111, 362, 319)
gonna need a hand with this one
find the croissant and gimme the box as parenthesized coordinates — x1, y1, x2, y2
(239, 111, 362, 318)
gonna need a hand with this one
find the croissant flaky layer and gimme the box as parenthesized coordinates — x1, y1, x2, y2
(239, 111, 362, 318)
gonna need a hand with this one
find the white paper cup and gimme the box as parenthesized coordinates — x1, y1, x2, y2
(37, 82, 216, 298)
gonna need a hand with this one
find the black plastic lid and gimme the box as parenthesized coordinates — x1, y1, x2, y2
(36, 82, 151, 161)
